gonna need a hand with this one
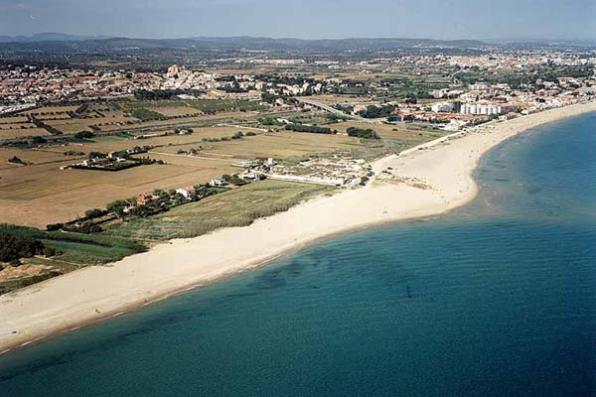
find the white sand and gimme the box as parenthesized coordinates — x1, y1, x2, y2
(1, 101, 595, 354)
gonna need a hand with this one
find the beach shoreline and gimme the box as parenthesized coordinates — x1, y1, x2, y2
(1, 101, 595, 356)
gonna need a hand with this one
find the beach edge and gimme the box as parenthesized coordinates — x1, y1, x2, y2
(1, 101, 595, 356)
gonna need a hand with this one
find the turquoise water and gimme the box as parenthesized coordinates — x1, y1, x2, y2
(1, 113, 595, 396)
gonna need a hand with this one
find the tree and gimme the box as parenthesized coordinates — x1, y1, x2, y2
(346, 127, 380, 139)
(285, 124, 333, 134)
(107, 199, 130, 217)
(0, 232, 45, 264)
(84, 208, 107, 219)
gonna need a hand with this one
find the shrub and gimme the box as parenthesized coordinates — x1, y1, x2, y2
(74, 131, 96, 140)
(64, 150, 85, 156)
(46, 223, 64, 231)
(285, 124, 333, 134)
(31, 136, 47, 144)
(8, 156, 26, 165)
(84, 208, 107, 219)
(346, 127, 380, 139)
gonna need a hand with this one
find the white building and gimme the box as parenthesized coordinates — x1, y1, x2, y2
(461, 102, 503, 116)
(175, 188, 194, 199)
(431, 102, 456, 113)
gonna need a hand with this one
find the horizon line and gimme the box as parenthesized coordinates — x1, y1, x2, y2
(0, 32, 594, 44)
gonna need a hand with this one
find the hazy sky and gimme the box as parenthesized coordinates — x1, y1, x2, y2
(0, 0, 593, 40)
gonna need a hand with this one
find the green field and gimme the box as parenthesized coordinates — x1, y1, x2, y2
(121, 98, 266, 114)
(0, 224, 146, 265)
(0, 224, 146, 294)
(104, 180, 335, 241)
(129, 108, 168, 121)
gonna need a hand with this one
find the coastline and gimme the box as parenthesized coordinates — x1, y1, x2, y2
(1, 101, 595, 355)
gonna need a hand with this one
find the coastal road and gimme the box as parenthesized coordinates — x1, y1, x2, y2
(296, 98, 380, 123)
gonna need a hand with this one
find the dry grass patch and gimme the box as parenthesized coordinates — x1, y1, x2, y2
(104, 180, 334, 241)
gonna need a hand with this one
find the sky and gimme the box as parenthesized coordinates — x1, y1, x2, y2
(0, 0, 593, 41)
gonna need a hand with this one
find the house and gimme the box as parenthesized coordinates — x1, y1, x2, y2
(136, 192, 158, 206)
(241, 171, 266, 181)
(175, 187, 194, 200)
(208, 178, 228, 187)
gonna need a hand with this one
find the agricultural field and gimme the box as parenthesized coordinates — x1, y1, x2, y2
(45, 114, 138, 134)
(0, 93, 449, 241)
(149, 105, 202, 117)
(95, 111, 263, 133)
(0, 146, 237, 227)
(0, 112, 447, 228)
(307, 94, 376, 106)
(0, 115, 52, 139)
(119, 98, 266, 114)
(0, 127, 50, 140)
(128, 108, 168, 121)
(0, 148, 76, 170)
(0, 100, 282, 143)
(46, 125, 261, 154)
(198, 131, 358, 160)
(22, 105, 81, 116)
(0, 116, 29, 124)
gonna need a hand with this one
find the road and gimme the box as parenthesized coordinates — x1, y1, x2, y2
(296, 98, 381, 124)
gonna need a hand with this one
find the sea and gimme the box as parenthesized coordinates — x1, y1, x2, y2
(0, 112, 595, 397)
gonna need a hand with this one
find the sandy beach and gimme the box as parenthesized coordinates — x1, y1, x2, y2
(1, 101, 595, 354)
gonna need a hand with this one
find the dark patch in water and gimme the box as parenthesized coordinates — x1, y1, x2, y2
(526, 186, 543, 194)
(248, 269, 287, 290)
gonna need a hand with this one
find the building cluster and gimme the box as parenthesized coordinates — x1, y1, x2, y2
(0, 65, 261, 105)
(0, 63, 333, 107)
(336, 73, 595, 130)
(0, 66, 140, 104)
(431, 75, 594, 121)
(64, 146, 159, 171)
(246, 156, 372, 188)
(447, 53, 596, 69)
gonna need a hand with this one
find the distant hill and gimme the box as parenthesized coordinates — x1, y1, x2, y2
(0, 35, 591, 51)
(0, 32, 111, 43)
(0, 35, 591, 67)
(0, 35, 489, 51)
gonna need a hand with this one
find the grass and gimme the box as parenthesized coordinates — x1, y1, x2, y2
(129, 108, 168, 121)
(0, 224, 146, 266)
(331, 120, 450, 160)
(0, 224, 146, 294)
(0, 272, 60, 295)
(121, 99, 266, 114)
(91, 133, 131, 142)
(173, 99, 266, 113)
(104, 180, 335, 241)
